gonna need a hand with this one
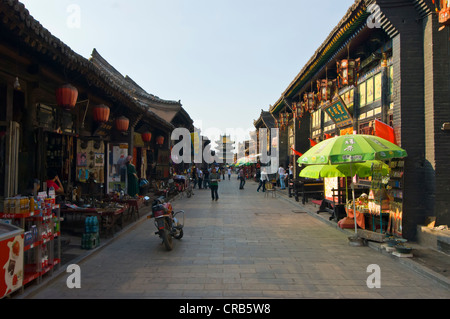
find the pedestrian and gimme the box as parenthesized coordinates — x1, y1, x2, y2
(203, 167, 210, 189)
(222, 167, 226, 180)
(278, 165, 286, 190)
(239, 167, 246, 189)
(192, 166, 198, 189)
(257, 168, 269, 192)
(125, 155, 139, 197)
(198, 169, 203, 189)
(289, 164, 294, 180)
(209, 167, 221, 201)
(228, 167, 231, 180)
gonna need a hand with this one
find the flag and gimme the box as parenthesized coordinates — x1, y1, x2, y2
(374, 119, 397, 145)
(309, 138, 317, 147)
(324, 133, 333, 140)
(291, 146, 303, 157)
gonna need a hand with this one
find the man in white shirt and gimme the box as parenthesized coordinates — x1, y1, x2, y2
(257, 168, 269, 192)
(278, 166, 286, 190)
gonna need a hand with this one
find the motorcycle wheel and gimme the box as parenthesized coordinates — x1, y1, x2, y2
(161, 221, 173, 251)
(174, 228, 184, 240)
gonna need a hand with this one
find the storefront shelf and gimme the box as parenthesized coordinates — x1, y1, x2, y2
(23, 259, 61, 286)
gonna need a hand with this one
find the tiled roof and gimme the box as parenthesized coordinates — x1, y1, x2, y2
(0, 0, 184, 131)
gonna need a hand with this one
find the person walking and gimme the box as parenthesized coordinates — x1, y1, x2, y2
(198, 169, 203, 189)
(257, 168, 269, 192)
(203, 167, 210, 189)
(239, 167, 246, 189)
(228, 167, 231, 180)
(278, 165, 286, 190)
(209, 167, 221, 201)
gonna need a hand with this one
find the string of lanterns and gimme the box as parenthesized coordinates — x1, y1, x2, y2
(55, 83, 164, 146)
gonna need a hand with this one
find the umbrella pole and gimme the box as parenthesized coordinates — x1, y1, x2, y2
(351, 164, 357, 236)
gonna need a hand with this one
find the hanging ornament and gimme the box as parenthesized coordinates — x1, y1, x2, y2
(337, 59, 360, 88)
(56, 83, 78, 110)
(141, 132, 152, 143)
(115, 116, 129, 132)
(156, 135, 165, 145)
(92, 104, 110, 123)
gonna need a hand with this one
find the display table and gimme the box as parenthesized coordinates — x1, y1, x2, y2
(109, 198, 143, 222)
(61, 205, 127, 237)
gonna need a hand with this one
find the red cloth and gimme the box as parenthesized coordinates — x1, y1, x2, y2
(324, 133, 333, 140)
(309, 138, 317, 147)
(374, 119, 396, 145)
(346, 208, 365, 229)
(46, 180, 59, 191)
(290, 147, 303, 157)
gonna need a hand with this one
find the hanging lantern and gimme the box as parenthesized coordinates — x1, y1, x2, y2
(56, 83, 78, 110)
(115, 116, 129, 132)
(337, 59, 360, 88)
(156, 135, 164, 145)
(141, 132, 152, 143)
(303, 92, 316, 113)
(317, 80, 334, 104)
(292, 102, 304, 119)
(93, 104, 110, 123)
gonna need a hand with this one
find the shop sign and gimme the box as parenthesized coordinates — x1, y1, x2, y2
(323, 95, 353, 128)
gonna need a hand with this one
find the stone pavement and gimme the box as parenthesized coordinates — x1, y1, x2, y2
(20, 175, 450, 299)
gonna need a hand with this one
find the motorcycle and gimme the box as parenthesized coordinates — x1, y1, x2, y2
(148, 196, 184, 251)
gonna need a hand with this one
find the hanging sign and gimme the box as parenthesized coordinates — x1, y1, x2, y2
(323, 94, 353, 128)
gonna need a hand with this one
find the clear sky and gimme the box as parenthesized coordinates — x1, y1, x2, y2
(20, 0, 355, 144)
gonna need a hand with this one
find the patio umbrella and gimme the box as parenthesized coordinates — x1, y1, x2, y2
(235, 156, 253, 166)
(299, 160, 389, 179)
(297, 135, 407, 237)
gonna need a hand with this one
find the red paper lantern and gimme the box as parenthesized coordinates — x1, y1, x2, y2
(56, 83, 78, 110)
(115, 116, 129, 132)
(156, 135, 164, 145)
(93, 104, 110, 123)
(141, 132, 152, 143)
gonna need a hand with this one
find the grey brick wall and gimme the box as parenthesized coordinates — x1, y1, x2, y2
(381, 2, 426, 240)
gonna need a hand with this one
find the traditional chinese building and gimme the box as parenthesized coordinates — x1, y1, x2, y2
(267, 0, 450, 241)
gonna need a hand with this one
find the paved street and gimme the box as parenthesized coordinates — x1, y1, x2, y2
(28, 175, 450, 299)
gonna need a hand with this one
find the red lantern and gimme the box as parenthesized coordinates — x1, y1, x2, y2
(141, 132, 152, 143)
(337, 59, 360, 88)
(56, 83, 78, 110)
(93, 104, 110, 123)
(115, 116, 129, 132)
(156, 136, 164, 145)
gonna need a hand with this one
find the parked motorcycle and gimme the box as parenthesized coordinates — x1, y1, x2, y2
(148, 196, 184, 251)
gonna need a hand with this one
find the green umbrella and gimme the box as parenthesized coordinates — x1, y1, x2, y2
(235, 156, 253, 166)
(299, 160, 390, 179)
(297, 134, 407, 165)
(297, 135, 407, 238)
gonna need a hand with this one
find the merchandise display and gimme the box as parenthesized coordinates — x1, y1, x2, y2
(0, 191, 61, 298)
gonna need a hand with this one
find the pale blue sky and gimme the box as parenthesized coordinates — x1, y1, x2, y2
(20, 0, 355, 142)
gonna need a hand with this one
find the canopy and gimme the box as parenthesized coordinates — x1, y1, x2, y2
(297, 134, 407, 165)
(299, 160, 390, 179)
